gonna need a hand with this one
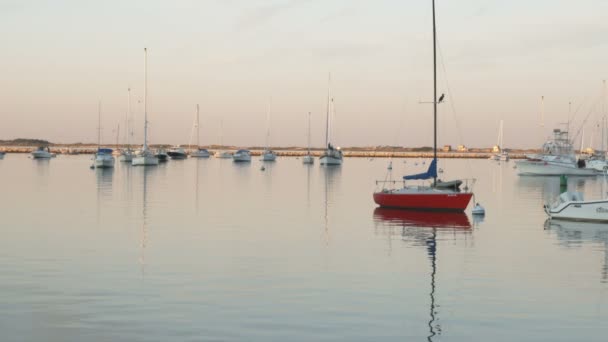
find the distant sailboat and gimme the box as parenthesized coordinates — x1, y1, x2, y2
(94, 101, 115, 169)
(132, 48, 159, 166)
(319, 74, 343, 166)
(119, 87, 134, 162)
(303, 111, 314, 164)
(214, 119, 232, 158)
(190, 104, 210, 158)
(261, 99, 277, 162)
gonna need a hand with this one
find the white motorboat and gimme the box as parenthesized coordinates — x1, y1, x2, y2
(545, 191, 608, 222)
(499, 151, 509, 161)
(261, 150, 276, 161)
(516, 128, 597, 176)
(233, 149, 251, 162)
(31, 146, 53, 159)
(155, 149, 168, 162)
(303, 111, 314, 165)
(319, 75, 343, 166)
(167, 146, 188, 159)
(191, 148, 210, 158)
(132, 48, 159, 167)
(586, 158, 608, 172)
(214, 150, 232, 159)
(94, 148, 115, 168)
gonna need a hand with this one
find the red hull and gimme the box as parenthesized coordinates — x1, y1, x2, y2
(373, 192, 473, 211)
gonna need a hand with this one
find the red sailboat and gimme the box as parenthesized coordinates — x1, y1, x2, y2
(373, 0, 473, 212)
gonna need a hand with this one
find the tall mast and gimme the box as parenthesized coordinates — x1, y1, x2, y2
(127, 87, 131, 148)
(196, 104, 200, 148)
(603, 80, 606, 155)
(266, 98, 272, 149)
(144, 48, 148, 151)
(432, 0, 437, 185)
(307, 111, 311, 154)
(98, 100, 102, 148)
(325, 73, 331, 148)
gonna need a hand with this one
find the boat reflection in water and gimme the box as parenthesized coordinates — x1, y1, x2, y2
(545, 219, 608, 283)
(373, 208, 472, 341)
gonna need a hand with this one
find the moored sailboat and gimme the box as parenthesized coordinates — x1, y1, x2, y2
(303, 111, 314, 164)
(132, 48, 159, 166)
(190, 104, 210, 158)
(372, 0, 473, 212)
(93, 101, 115, 169)
(319, 74, 343, 166)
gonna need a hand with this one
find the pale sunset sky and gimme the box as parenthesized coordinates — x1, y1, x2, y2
(1, 0, 608, 148)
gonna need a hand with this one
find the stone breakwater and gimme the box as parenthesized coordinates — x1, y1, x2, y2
(0, 145, 527, 159)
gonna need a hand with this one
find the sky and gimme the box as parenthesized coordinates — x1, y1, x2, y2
(1, 0, 608, 149)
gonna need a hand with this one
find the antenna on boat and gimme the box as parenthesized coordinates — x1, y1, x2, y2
(325, 73, 331, 148)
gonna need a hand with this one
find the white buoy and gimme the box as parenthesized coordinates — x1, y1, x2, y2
(472, 203, 485, 215)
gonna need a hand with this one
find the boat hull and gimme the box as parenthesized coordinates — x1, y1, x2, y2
(261, 152, 276, 161)
(167, 152, 187, 159)
(233, 155, 251, 162)
(132, 155, 159, 166)
(190, 150, 210, 158)
(94, 156, 115, 168)
(119, 153, 133, 162)
(545, 199, 608, 222)
(31, 151, 53, 159)
(516, 160, 597, 176)
(302, 155, 314, 164)
(373, 191, 473, 211)
(215, 151, 232, 159)
(320, 155, 342, 165)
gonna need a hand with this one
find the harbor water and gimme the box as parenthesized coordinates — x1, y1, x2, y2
(1, 154, 607, 341)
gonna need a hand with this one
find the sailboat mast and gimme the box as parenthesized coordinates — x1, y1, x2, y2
(127, 87, 131, 148)
(325, 73, 331, 148)
(266, 98, 272, 149)
(98, 100, 102, 148)
(144, 48, 148, 151)
(308, 111, 311, 154)
(432, 0, 437, 184)
(196, 104, 200, 148)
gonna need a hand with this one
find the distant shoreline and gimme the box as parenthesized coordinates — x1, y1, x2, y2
(0, 144, 534, 159)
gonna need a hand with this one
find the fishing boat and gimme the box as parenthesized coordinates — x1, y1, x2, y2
(233, 149, 251, 162)
(119, 87, 134, 162)
(132, 48, 159, 166)
(372, 0, 473, 212)
(167, 146, 188, 159)
(190, 104, 210, 158)
(31, 146, 53, 159)
(93, 101, 115, 169)
(303, 111, 314, 164)
(516, 128, 596, 176)
(544, 191, 608, 222)
(319, 74, 343, 166)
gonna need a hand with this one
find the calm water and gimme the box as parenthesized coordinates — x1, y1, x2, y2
(1, 154, 607, 341)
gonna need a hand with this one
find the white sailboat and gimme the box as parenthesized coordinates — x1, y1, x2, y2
(119, 87, 134, 162)
(190, 104, 210, 158)
(303, 111, 314, 164)
(319, 74, 343, 166)
(261, 99, 277, 162)
(132, 48, 159, 166)
(94, 101, 115, 169)
(214, 119, 232, 158)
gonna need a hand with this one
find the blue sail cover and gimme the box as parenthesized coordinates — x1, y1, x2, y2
(403, 158, 437, 180)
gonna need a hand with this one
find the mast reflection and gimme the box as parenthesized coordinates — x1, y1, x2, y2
(373, 208, 472, 341)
